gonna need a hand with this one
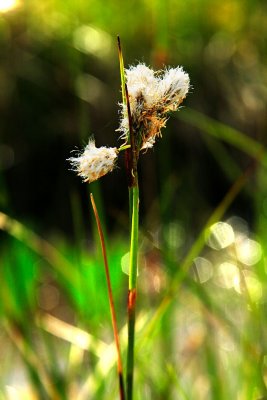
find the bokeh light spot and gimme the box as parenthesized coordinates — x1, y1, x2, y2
(214, 262, 239, 289)
(73, 25, 112, 58)
(234, 270, 262, 302)
(207, 222, 235, 250)
(193, 257, 213, 283)
(227, 216, 248, 237)
(163, 222, 185, 250)
(38, 284, 60, 311)
(235, 238, 262, 266)
(0, 0, 19, 13)
(75, 73, 109, 106)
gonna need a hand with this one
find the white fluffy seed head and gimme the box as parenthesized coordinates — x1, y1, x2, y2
(69, 140, 118, 183)
(126, 64, 190, 109)
(159, 67, 190, 104)
(126, 64, 159, 108)
(118, 63, 190, 149)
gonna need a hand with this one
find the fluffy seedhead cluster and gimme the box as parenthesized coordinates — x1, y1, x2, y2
(69, 140, 118, 183)
(118, 64, 190, 150)
(69, 63, 190, 183)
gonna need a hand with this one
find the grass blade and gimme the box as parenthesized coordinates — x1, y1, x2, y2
(178, 108, 267, 165)
(90, 193, 125, 400)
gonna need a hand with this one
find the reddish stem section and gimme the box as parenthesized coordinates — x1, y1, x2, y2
(128, 288, 137, 311)
(90, 193, 125, 400)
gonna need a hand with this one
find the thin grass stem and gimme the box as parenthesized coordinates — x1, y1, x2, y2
(117, 36, 126, 107)
(90, 193, 125, 400)
(125, 81, 139, 400)
(126, 185, 139, 400)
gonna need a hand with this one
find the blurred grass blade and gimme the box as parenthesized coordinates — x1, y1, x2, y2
(178, 108, 267, 166)
(37, 313, 108, 356)
(166, 364, 190, 400)
(77, 312, 149, 400)
(0, 212, 78, 285)
(4, 320, 61, 399)
(201, 133, 242, 180)
(141, 158, 260, 340)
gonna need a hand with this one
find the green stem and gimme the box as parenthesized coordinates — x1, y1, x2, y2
(129, 186, 139, 289)
(127, 184, 139, 400)
(118, 38, 140, 399)
(117, 36, 126, 107)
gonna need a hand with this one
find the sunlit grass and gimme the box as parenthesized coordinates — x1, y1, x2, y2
(1, 106, 266, 398)
(1, 159, 266, 399)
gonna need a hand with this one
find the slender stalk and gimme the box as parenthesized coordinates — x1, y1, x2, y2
(128, 186, 139, 290)
(125, 83, 139, 400)
(117, 36, 126, 107)
(117, 36, 140, 400)
(127, 185, 139, 400)
(90, 193, 125, 400)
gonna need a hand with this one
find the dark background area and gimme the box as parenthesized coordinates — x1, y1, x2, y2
(0, 0, 266, 238)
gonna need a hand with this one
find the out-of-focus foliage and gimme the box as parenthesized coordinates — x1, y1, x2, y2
(0, 0, 267, 399)
(0, 0, 266, 233)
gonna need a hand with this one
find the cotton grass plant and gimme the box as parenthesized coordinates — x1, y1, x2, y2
(69, 37, 190, 400)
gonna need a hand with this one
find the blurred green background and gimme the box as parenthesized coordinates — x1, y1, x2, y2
(0, 0, 267, 399)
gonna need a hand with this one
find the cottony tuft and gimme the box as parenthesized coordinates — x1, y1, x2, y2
(118, 63, 190, 149)
(68, 140, 118, 183)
